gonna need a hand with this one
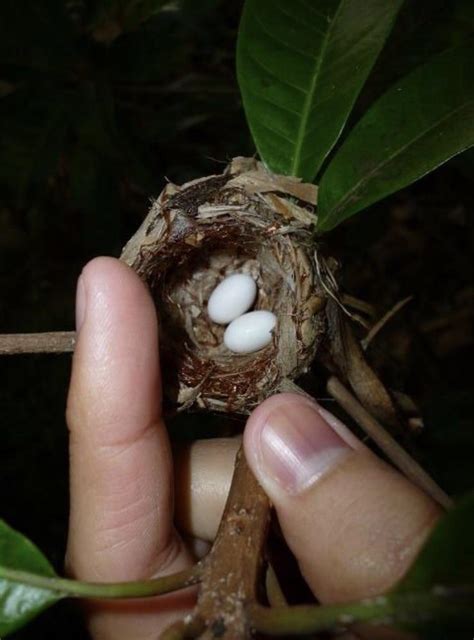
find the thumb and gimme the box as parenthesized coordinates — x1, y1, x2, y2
(243, 393, 441, 603)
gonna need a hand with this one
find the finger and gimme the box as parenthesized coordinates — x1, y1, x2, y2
(174, 437, 240, 541)
(66, 257, 193, 639)
(244, 393, 442, 603)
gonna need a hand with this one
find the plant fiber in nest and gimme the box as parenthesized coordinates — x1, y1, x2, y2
(121, 157, 334, 414)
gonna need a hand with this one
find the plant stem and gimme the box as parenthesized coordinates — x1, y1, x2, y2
(248, 587, 474, 636)
(0, 331, 75, 355)
(327, 375, 453, 510)
(0, 564, 200, 599)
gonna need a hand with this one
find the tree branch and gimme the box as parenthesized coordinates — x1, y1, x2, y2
(194, 446, 271, 638)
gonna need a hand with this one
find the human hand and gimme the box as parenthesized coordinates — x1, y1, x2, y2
(66, 257, 441, 639)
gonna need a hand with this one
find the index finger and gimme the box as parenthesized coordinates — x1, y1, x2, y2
(65, 257, 193, 638)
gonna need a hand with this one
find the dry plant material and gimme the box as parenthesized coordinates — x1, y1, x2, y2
(121, 157, 332, 413)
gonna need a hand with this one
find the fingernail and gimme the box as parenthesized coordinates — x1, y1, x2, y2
(257, 399, 353, 494)
(75, 275, 86, 332)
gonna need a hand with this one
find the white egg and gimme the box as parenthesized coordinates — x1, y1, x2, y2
(224, 310, 277, 354)
(207, 273, 257, 325)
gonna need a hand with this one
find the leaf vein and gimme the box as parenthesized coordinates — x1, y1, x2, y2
(255, 119, 295, 146)
(245, 49, 307, 94)
(274, 0, 325, 36)
(294, 0, 330, 21)
(290, 1, 344, 177)
(244, 87, 301, 117)
(251, 8, 321, 61)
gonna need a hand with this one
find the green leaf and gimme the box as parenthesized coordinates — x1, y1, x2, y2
(387, 493, 474, 637)
(318, 41, 474, 231)
(236, 0, 404, 182)
(395, 492, 474, 594)
(0, 520, 61, 636)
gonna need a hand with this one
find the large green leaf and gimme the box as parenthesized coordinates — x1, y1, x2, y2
(318, 41, 474, 231)
(388, 492, 474, 637)
(395, 492, 474, 594)
(236, 0, 404, 182)
(0, 520, 60, 636)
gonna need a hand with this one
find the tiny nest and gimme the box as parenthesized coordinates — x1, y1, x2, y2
(121, 157, 335, 413)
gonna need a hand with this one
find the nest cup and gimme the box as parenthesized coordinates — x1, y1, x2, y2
(121, 157, 331, 413)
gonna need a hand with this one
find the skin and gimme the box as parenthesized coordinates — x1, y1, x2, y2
(66, 257, 442, 639)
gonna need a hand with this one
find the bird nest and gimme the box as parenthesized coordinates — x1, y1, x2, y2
(121, 157, 336, 413)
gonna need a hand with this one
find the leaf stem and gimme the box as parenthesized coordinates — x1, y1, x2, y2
(249, 587, 474, 636)
(0, 564, 201, 599)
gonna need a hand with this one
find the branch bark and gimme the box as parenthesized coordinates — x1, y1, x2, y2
(194, 446, 271, 638)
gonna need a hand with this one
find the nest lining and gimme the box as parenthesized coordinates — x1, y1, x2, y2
(121, 157, 333, 413)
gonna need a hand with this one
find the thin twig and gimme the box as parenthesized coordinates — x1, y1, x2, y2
(326, 376, 452, 510)
(0, 564, 201, 599)
(361, 296, 413, 350)
(0, 331, 75, 355)
(340, 294, 376, 317)
(265, 563, 288, 608)
(392, 390, 424, 433)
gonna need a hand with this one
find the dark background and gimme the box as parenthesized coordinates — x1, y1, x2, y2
(0, 1, 472, 637)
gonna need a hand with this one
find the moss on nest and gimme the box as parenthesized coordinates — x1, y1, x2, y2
(121, 157, 336, 413)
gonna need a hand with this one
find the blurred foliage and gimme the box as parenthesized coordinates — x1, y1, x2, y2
(0, 0, 250, 260)
(0, 0, 472, 637)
